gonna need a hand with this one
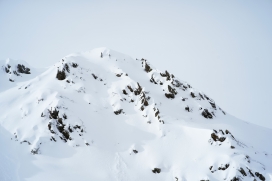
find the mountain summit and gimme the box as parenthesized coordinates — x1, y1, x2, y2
(0, 48, 271, 181)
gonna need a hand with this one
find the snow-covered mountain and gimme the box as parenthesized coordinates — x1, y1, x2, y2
(0, 48, 271, 181)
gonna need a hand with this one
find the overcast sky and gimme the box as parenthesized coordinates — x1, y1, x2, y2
(1, 0, 271, 129)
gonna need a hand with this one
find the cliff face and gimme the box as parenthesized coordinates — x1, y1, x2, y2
(0, 48, 271, 181)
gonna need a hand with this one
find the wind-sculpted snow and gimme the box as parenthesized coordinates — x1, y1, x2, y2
(0, 48, 271, 181)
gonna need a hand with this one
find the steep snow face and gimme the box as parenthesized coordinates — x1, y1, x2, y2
(0, 58, 45, 92)
(0, 48, 271, 181)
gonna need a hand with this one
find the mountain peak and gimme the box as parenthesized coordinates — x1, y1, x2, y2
(0, 58, 46, 92)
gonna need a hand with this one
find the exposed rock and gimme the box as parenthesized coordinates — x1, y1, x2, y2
(255, 172, 265, 181)
(56, 69, 66, 80)
(202, 109, 213, 119)
(152, 168, 161, 174)
(165, 93, 175, 99)
(114, 109, 123, 115)
(17, 64, 31, 74)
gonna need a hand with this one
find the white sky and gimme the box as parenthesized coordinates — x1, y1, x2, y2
(0, 0, 272, 129)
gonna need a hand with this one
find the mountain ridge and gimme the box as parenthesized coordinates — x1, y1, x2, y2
(0, 48, 271, 181)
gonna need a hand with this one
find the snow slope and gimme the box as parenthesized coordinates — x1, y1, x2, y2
(0, 48, 271, 181)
